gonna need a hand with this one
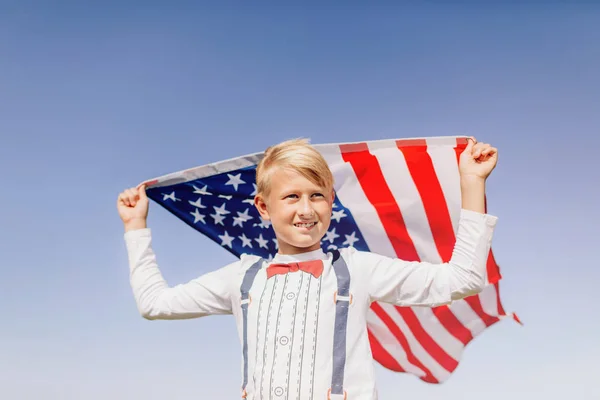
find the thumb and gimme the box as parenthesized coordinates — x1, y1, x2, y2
(137, 184, 148, 201)
(464, 136, 476, 154)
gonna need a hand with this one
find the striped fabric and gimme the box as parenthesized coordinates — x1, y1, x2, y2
(141, 135, 519, 383)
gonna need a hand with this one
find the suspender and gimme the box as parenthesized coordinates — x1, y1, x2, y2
(329, 249, 350, 399)
(240, 258, 264, 398)
(239, 251, 351, 399)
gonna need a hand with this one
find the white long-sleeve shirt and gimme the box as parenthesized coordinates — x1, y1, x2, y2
(124, 208, 497, 399)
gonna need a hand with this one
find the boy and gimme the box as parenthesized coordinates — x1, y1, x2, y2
(117, 137, 498, 400)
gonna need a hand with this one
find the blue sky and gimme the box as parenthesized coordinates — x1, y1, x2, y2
(1, 2, 598, 399)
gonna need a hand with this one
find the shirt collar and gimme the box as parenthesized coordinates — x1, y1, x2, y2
(272, 248, 327, 263)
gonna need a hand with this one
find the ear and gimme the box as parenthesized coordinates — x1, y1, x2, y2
(254, 194, 271, 221)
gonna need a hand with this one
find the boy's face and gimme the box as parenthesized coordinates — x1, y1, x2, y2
(255, 168, 334, 255)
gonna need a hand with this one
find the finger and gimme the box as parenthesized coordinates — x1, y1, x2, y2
(125, 188, 138, 206)
(481, 146, 496, 157)
(482, 147, 498, 160)
(472, 143, 482, 158)
(476, 143, 490, 158)
(120, 193, 132, 207)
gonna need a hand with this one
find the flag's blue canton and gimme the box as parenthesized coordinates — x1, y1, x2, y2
(146, 166, 370, 260)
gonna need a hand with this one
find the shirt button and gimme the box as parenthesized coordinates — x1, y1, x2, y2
(279, 336, 289, 345)
(274, 387, 284, 396)
(286, 293, 295, 300)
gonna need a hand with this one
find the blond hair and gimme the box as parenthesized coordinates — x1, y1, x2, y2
(256, 138, 334, 197)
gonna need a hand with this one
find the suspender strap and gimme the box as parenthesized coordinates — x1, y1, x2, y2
(240, 258, 263, 396)
(330, 249, 350, 397)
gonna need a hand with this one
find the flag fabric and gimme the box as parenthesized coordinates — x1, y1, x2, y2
(141, 135, 519, 384)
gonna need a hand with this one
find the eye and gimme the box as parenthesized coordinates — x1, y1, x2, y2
(284, 194, 298, 199)
(312, 193, 324, 198)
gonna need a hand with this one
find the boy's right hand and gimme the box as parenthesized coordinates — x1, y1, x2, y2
(117, 184, 149, 231)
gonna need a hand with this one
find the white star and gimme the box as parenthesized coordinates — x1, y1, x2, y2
(225, 173, 246, 191)
(190, 209, 206, 224)
(211, 212, 226, 226)
(250, 183, 257, 196)
(266, 253, 274, 262)
(255, 234, 269, 249)
(272, 238, 278, 249)
(162, 192, 180, 202)
(255, 219, 272, 229)
(213, 203, 230, 215)
(238, 233, 253, 248)
(218, 231, 235, 248)
(218, 194, 232, 200)
(331, 209, 347, 223)
(189, 197, 206, 209)
(328, 244, 338, 250)
(192, 185, 212, 195)
(343, 231, 359, 247)
(233, 208, 253, 227)
(242, 198, 255, 205)
(324, 227, 340, 244)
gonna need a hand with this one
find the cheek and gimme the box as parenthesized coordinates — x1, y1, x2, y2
(269, 206, 294, 223)
(317, 204, 333, 221)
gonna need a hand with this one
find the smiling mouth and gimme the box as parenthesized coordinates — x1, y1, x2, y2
(294, 222, 317, 229)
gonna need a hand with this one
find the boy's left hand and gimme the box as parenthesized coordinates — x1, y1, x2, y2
(459, 137, 498, 180)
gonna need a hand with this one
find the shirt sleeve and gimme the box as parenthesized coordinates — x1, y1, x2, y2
(124, 228, 236, 320)
(353, 209, 497, 307)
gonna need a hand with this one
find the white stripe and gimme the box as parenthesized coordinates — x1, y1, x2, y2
(379, 303, 449, 382)
(143, 136, 466, 189)
(411, 307, 465, 361)
(367, 143, 440, 263)
(426, 138, 462, 233)
(366, 310, 426, 377)
(479, 284, 500, 317)
(448, 300, 487, 336)
(143, 153, 264, 188)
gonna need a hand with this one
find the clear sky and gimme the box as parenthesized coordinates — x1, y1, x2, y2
(1, 2, 598, 399)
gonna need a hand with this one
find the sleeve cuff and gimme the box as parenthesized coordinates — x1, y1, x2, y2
(124, 227, 152, 241)
(460, 208, 498, 228)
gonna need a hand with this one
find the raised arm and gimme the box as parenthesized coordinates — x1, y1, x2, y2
(358, 137, 499, 307)
(118, 185, 234, 320)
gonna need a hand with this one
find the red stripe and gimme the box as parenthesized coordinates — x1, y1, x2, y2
(487, 249, 502, 284)
(371, 302, 438, 383)
(432, 305, 473, 345)
(340, 143, 420, 261)
(368, 329, 405, 372)
(341, 143, 458, 377)
(397, 140, 455, 263)
(464, 295, 500, 327)
(512, 313, 523, 325)
(494, 281, 522, 326)
(494, 282, 506, 316)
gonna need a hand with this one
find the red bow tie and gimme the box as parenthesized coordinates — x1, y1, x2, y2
(266, 259, 324, 279)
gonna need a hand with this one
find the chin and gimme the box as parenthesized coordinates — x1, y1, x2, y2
(285, 238, 322, 252)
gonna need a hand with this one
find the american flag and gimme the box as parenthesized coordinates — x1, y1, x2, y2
(141, 135, 520, 383)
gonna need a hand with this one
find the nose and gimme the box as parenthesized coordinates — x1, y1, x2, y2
(297, 197, 315, 218)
